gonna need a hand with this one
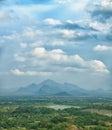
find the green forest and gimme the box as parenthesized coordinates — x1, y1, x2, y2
(0, 96, 112, 130)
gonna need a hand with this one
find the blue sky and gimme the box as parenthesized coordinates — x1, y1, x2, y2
(0, 0, 112, 90)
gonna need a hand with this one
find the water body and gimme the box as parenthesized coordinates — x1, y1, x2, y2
(49, 105, 80, 110)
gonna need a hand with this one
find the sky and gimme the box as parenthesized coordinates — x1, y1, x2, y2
(0, 0, 112, 90)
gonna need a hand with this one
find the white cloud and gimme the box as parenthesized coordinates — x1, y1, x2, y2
(64, 67, 86, 72)
(31, 47, 84, 65)
(89, 21, 111, 34)
(0, 0, 111, 89)
(44, 18, 62, 25)
(20, 43, 27, 48)
(1, 20, 88, 50)
(66, 20, 74, 24)
(59, 29, 75, 38)
(11, 69, 24, 76)
(32, 47, 46, 57)
(14, 54, 26, 62)
(0, 11, 9, 20)
(11, 69, 53, 76)
(89, 60, 109, 74)
(94, 45, 112, 51)
(31, 47, 109, 74)
(29, 41, 44, 47)
(55, 0, 72, 4)
(64, 59, 109, 74)
(70, 1, 88, 11)
(22, 27, 42, 40)
(50, 40, 65, 46)
(88, 0, 112, 24)
(3, 27, 43, 42)
(50, 49, 64, 54)
(101, 0, 112, 9)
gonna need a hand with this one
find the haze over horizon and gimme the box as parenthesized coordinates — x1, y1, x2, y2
(0, 0, 112, 90)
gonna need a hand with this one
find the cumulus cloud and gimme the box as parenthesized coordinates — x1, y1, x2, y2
(101, 0, 112, 9)
(22, 27, 42, 40)
(14, 54, 26, 62)
(2, 18, 99, 50)
(0, 0, 111, 89)
(11, 69, 24, 76)
(44, 18, 62, 25)
(32, 47, 46, 58)
(89, 60, 109, 74)
(88, 0, 112, 41)
(31, 47, 84, 66)
(64, 60, 110, 74)
(59, 29, 75, 38)
(94, 45, 112, 51)
(29, 47, 109, 75)
(3, 27, 43, 42)
(89, 21, 111, 34)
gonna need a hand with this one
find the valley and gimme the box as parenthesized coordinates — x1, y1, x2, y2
(0, 96, 112, 130)
(0, 80, 112, 130)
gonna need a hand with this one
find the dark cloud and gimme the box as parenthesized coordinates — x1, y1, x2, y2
(73, 34, 98, 41)
(57, 22, 85, 30)
(90, 8, 112, 23)
(106, 34, 112, 40)
(88, 1, 112, 23)
(56, 22, 97, 31)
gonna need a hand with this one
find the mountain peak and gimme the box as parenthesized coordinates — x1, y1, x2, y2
(41, 79, 57, 84)
(17, 79, 88, 97)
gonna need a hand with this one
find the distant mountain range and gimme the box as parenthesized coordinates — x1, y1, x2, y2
(1, 79, 111, 97)
(17, 79, 88, 97)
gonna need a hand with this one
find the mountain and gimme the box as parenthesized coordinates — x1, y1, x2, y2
(17, 83, 41, 95)
(17, 79, 88, 97)
(90, 88, 112, 97)
(37, 79, 63, 95)
(62, 83, 88, 96)
(54, 92, 71, 97)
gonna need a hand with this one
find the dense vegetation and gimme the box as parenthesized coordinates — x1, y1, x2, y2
(0, 96, 112, 130)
